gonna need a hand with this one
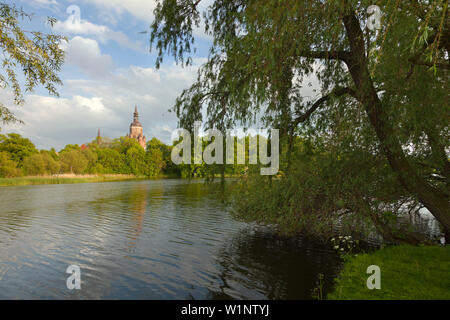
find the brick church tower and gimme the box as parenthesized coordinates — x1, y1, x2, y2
(126, 105, 146, 149)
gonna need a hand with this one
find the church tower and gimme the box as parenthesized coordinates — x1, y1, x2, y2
(126, 105, 146, 148)
(97, 128, 101, 144)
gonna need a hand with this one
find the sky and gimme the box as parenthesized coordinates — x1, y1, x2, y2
(1, 0, 213, 150)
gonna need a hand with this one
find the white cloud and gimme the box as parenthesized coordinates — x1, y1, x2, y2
(26, 0, 58, 7)
(53, 14, 143, 51)
(1, 1, 213, 150)
(2, 94, 118, 150)
(33, 0, 58, 5)
(81, 0, 157, 23)
(2, 61, 204, 150)
(61, 36, 113, 78)
(82, 0, 213, 40)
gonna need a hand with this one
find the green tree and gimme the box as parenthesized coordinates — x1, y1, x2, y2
(22, 153, 46, 175)
(0, 3, 65, 126)
(40, 148, 59, 161)
(23, 152, 60, 175)
(126, 145, 147, 176)
(82, 148, 98, 174)
(146, 137, 169, 176)
(0, 151, 21, 177)
(146, 146, 164, 177)
(150, 0, 450, 238)
(0, 133, 38, 164)
(59, 149, 88, 174)
(112, 137, 142, 154)
(59, 144, 81, 153)
(42, 152, 60, 174)
(96, 148, 129, 174)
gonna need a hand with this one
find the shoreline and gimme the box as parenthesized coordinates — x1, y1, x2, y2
(0, 174, 148, 187)
(0, 174, 236, 187)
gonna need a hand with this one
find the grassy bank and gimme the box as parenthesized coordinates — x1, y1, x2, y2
(0, 174, 144, 187)
(328, 245, 450, 300)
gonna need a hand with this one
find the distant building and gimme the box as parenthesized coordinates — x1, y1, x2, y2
(94, 129, 112, 148)
(96, 128, 101, 144)
(126, 105, 147, 149)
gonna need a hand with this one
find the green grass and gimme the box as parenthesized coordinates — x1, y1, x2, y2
(0, 174, 143, 187)
(328, 245, 450, 300)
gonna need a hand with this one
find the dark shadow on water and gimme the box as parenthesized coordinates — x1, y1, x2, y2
(205, 227, 342, 300)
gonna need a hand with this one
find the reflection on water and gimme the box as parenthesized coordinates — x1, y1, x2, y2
(0, 179, 342, 299)
(207, 229, 341, 299)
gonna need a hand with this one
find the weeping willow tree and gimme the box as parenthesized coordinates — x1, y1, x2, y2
(0, 3, 66, 126)
(149, 0, 449, 241)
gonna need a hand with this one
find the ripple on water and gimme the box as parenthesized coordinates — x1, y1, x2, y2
(4, 179, 431, 299)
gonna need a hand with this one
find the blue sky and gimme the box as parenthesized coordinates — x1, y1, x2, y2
(1, 0, 213, 150)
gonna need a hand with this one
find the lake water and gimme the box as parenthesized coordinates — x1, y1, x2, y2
(0, 179, 344, 299)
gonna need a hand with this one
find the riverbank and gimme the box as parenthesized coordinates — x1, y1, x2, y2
(0, 174, 144, 187)
(328, 244, 450, 300)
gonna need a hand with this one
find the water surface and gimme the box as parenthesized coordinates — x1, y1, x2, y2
(0, 179, 342, 299)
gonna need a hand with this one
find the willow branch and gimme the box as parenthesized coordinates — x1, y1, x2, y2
(292, 87, 357, 127)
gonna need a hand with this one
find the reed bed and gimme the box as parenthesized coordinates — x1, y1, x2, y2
(0, 174, 141, 187)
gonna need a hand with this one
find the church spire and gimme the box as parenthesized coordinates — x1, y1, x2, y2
(131, 105, 142, 126)
(134, 105, 139, 120)
(128, 105, 146, 148)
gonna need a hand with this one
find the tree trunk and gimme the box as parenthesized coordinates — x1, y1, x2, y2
(342, 13, 450, 233)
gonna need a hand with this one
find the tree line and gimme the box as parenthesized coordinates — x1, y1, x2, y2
(0, 133, 176, 178)
(0, 132, 263, 179)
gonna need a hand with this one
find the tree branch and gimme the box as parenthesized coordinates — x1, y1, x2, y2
(409, 59, 450, 70)
(292, 87, 357, 127)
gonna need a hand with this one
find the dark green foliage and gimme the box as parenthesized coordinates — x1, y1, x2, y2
(0, 3, 66, 125)
(150, 0, 450, 239)
(22, 152, 60, 175)
(0, 151, 21, 177)
(95, 148, 129, 174)
(59, 149, 89, 174)
(0, 133, 38, 163)
(232, 137, 427, 242)
(146, 138, 168, 176)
